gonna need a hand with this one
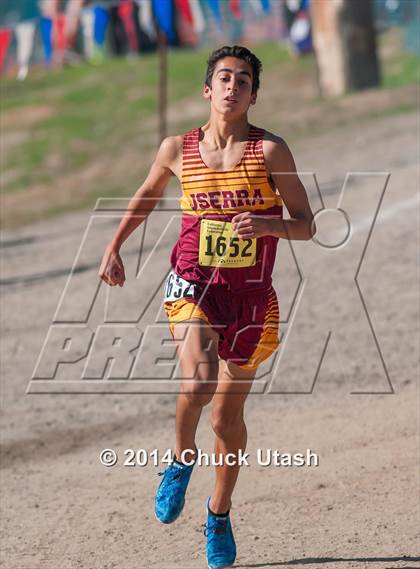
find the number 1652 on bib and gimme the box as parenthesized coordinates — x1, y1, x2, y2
(198, 219, 256, 268)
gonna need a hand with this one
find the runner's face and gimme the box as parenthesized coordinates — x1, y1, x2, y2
(204, 57, 257, 116)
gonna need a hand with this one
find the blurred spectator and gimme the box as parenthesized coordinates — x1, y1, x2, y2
(283, 0, 312, 56)
(38, 0, 84, 65)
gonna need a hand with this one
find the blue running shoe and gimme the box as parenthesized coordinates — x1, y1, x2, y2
(154, 456, 196, 524)
(204, 496, 237, 569)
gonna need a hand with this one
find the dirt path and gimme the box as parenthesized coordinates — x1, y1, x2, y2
(1, 110, 419, 568)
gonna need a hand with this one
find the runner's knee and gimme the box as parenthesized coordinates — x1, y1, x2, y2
(182, 380, 216, 407)
(180, 360, 218, 407)
(210, 412, 245, 439)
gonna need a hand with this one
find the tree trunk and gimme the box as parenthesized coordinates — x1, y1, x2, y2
(311, 0, 380, 96)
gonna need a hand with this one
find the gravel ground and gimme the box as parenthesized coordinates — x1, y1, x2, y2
(1, 110, 419, 569)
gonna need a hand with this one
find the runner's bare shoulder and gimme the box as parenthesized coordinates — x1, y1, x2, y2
(262, 130, 295, 171)
(157, 135, 184, 178)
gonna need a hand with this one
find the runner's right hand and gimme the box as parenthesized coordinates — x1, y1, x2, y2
(98, 245, 126, 287)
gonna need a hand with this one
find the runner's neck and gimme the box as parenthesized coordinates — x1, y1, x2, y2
(200, 116, 250, 149)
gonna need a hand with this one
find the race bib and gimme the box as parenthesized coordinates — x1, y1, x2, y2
(198, 219, 256, 268)
(164, 270, 196, 302)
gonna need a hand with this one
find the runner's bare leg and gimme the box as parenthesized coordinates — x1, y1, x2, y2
(172, 319, 220, 462)
(209, 360, 255, 513)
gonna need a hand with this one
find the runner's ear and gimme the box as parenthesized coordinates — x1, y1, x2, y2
(203, 84, 211, 100)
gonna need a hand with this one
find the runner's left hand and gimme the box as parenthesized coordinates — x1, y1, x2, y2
(231, 212, 272, 239)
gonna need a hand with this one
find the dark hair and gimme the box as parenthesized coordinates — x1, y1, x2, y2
(205, 45, 262, 94)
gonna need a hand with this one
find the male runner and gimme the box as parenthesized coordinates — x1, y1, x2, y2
(99, 45, 315, 569)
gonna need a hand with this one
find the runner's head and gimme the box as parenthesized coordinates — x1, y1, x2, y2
(203, 46, 262, 116)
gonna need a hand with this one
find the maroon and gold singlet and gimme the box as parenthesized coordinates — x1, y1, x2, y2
(164, 125, 282, 369)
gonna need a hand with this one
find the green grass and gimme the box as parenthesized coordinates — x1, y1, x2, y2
(379, 28, 420, 88)
(1, 33, 418, 228)
(1, 42, 290, 195)
(382, 51, 420, 87)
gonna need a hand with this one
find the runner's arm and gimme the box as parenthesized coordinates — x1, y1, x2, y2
(107, 136, 181, 252)
(264, 136, 316, 240)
